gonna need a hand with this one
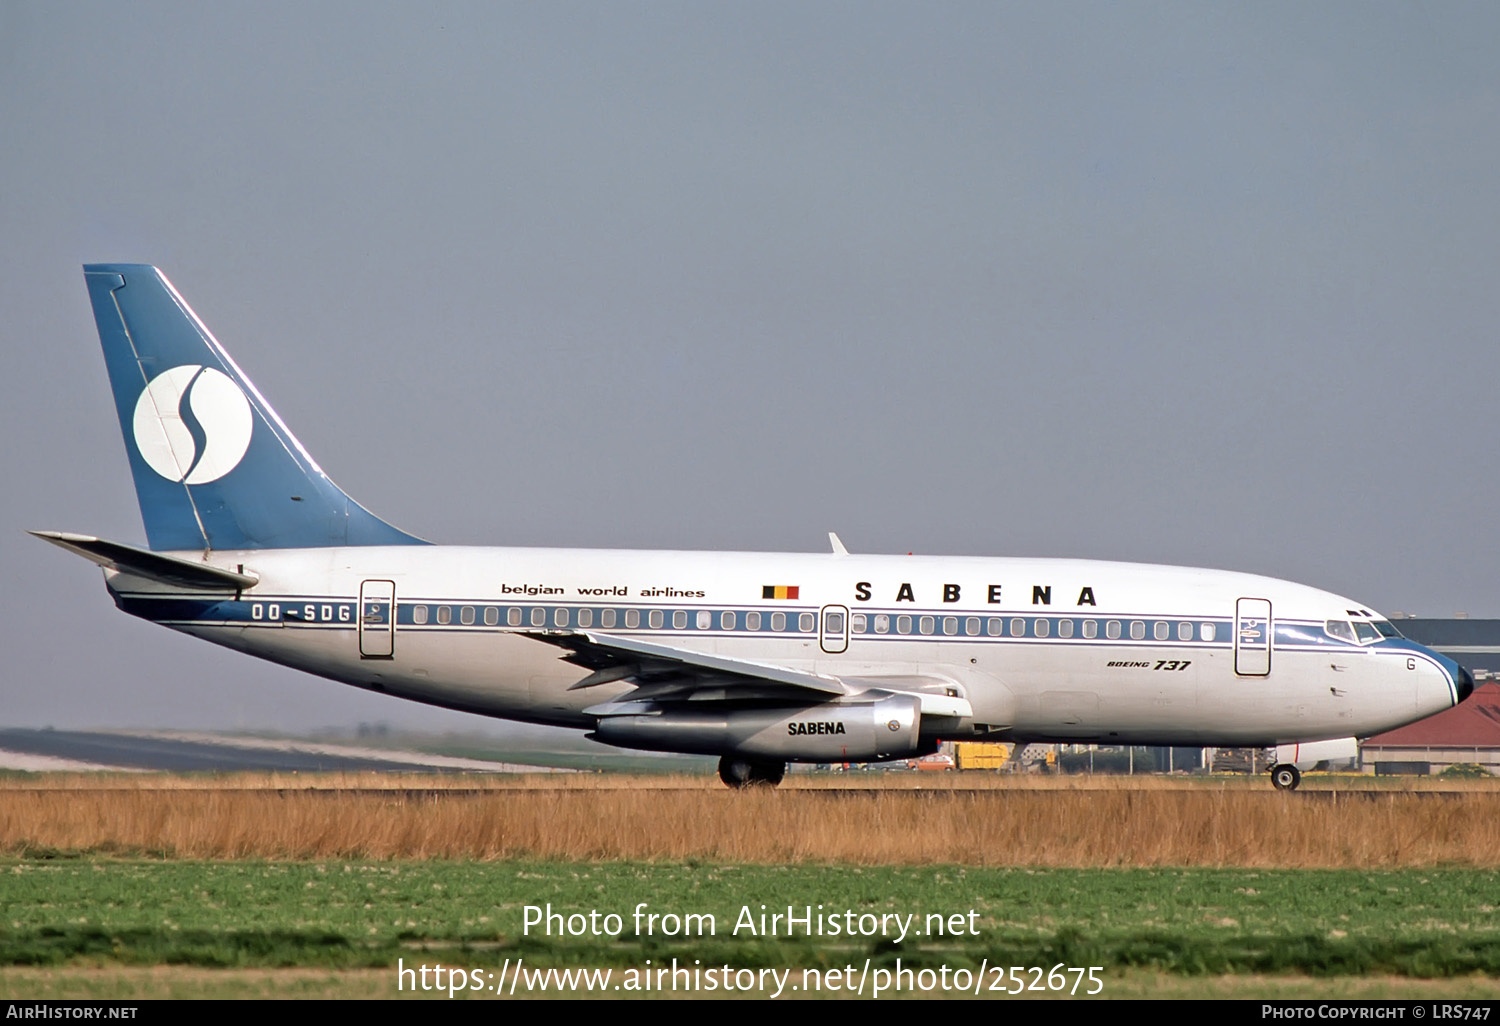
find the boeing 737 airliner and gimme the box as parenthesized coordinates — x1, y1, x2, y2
(35, 265, 1472, 788)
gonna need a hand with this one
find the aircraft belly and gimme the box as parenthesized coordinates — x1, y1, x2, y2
(978, 643, 1421, 745)
(192, 621, 607, 728)
(992, 642, 1311, 744)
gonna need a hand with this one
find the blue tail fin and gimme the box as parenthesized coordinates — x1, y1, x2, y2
(83, 264, 426, 552)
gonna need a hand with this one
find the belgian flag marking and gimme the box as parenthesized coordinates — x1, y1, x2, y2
(762, 585, 800, 600)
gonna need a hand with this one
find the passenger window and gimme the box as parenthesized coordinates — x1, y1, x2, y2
(1083, 620, 1097, 639)
(965, 617, 980, 636)
(507, 607, 521, 627)
(826, 612, 845, 634)
(649, 610, 664, 628)
(745, 611, 761, 631)
(437, 606, 451, 625)
(460, 606, 475, 625)
(554, 608, 570, 627)
(986, 618, 1002, 636)
(600, 608, 616, 628)
(1011, 618, 1025, 637)
(577, 608, 593, 628)
(851, 614, 867, 633)
(1200, 622, 1215, 642)
(1058, 619, 1074, 638)
(799, 612, 815, 632)
(897, 615, 912, 634)
(1154, 621, 1168, 641)
(919, 616, 935, 635)
(722, 611, 737, 630)
(943, 617, 958, 636)
(771, 612, 786, 631)
(1325, 619, 1356, 644)
(875, 614, 891, 634)
(1130, 621, 1145, 640)
(625, 609, 640, 628)
(695, 610, 710, 629)
(1177, 622, 1191, 641)
(413, 605, 428, 625)
(672, 610, 687, 629)
(1106, 621, 1121, 639)
(484, 607, 499, 626)
(530, 608, 546, 627)
(1034, 619, 1050, 638)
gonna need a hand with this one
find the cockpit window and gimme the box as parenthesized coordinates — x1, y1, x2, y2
(1373, 620, 1402, 639)
(1353, 621, 1380, 644)
(1324, 620, 1357, 644)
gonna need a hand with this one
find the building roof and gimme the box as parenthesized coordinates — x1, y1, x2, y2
(1396, 619, 1500, 671)
(1365, 682, 1500, 748)
(1396, 618, 1500, 648)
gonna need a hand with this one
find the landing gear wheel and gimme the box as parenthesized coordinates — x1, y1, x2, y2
(1270, 764, 1301, 791)
(718, 757, 786, 788)
(749, 760, 785, 786)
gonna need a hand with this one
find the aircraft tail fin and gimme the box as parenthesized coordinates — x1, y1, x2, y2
(82, 264, 426, 551)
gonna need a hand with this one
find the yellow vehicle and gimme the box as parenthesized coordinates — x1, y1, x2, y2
(955, 742, 1010, 771)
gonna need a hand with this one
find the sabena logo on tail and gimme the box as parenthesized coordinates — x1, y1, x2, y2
(132, 365, 253, 484)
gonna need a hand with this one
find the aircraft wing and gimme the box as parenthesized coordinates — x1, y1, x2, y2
(521, 630, 973, 719)
(521, 630, 849, 703)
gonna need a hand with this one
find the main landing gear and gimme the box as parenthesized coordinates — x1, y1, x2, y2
(718, 756, 786, 789)
(1270, 764, 1301, 791)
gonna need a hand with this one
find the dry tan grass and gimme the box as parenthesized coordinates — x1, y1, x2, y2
(0, 770, 617, 791)
(5, 777, 1500, 866)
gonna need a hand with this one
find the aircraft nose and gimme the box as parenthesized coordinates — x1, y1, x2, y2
(1454, 663, 1475, 703)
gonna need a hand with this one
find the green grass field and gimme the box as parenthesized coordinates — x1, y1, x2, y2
(6, 858, 1500, 997)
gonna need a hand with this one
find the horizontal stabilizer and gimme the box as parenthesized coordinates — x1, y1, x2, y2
(29, 531, 258, 590)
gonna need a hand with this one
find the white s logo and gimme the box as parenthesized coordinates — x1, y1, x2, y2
(132, 365, 253, 484)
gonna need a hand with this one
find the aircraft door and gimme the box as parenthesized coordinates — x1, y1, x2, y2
(359, 580, 396, 659)
(1234, 597, 1272, 676)
(820, 604, 850, 654)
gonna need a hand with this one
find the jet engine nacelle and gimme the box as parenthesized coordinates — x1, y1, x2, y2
(590, 694, 929, 762)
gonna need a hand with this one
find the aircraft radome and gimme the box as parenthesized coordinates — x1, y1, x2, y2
(34, 265, 1472, 789)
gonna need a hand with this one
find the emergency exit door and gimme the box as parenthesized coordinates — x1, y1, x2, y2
(820, 604, 849, 654)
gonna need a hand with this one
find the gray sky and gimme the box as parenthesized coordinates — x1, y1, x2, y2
(4, 1, 1499, 732)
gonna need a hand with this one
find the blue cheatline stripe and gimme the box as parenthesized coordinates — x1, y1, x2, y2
(115, 593, 1248, 647)
(115, 591, 1400, 656)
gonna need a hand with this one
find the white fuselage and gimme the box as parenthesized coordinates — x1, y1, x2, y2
(106, 545, 1463, 750)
